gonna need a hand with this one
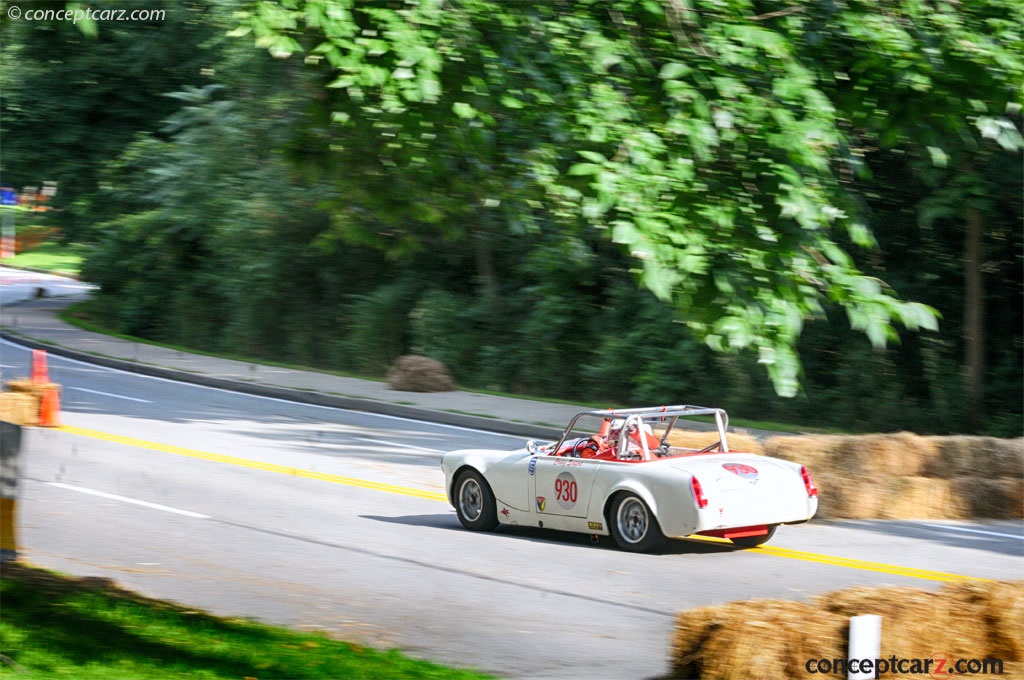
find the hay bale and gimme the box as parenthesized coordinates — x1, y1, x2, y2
(991, 438, 1024, 477)
(846, 432, 940, 477)
(818, 584, 995, 661)
(665, 430, 763, 455)
(5, 379, 60, 400)
(998, 662, 1024, 679)
(670, 582, 1024, 680)
(664, 430, 720, 450)
(810, 471, 880, 520)
(0, 392, 38, 426)
(944, 581, 1024, 661)
(705, 602, 846, 680)
(670, 605, 719, 679)
(386, 355, 455, 392)
(700, 617, 792, 680)
(929, 437, 1024, 479)
(4, 379, 29, 393)
(952, 477, 1024, 519)
(710, 433, 1019, 520)
(927, 436, 973, 477)
(760, 461, 1009, 522)
(671, 600, 846, 680)
(723, 433, 763, 455)
(762, 434, 846, 470)
(876, 477, 966, 520)
(1008, 479, 1024, 519)
(828, 437, 914, 478)
(760, 436, 868, 519)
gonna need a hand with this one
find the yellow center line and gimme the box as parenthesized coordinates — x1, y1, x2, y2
(59, 424, 991, 583)
(755, 545, 992, 583)
(59, 424, 448, 503)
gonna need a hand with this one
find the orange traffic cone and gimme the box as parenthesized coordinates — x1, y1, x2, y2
(31, 349, 49, 384)
(38, 387, 60, 427)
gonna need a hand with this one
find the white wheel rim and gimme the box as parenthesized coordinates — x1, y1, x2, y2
(617, 498, 648, 543)
(459, 477, 483, 521)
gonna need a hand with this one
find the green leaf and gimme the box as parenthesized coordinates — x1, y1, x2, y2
(659, 62, 691, 80)
(500, 95, 525, 109)
(926, 146, 948, 168)
(452, 102, 476, 119)
(976, 116, 1024, 151)
(420, 74, 441, 102)
(577, 151, 607, 164)
(567, 163, 602, 176)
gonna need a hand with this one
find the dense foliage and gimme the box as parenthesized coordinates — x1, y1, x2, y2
(1, 0, 1020, 434)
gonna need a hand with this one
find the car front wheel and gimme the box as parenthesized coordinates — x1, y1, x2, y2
(454, 470, 499, 531)
(609, 493, 665, 553)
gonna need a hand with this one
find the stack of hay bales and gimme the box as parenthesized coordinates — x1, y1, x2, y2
(0, 380, 42, 426)
(670, 580, 1024, 679)
(763, 433, 1023, 520)
(928, 437, 1024, 518)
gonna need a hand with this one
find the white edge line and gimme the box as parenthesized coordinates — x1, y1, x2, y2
(45, 482, 210, 519)
(0, 337, 525, 439)
(919, 522, 1024, 540)
(352, 436, 444, 453)
(67, 386, 153, 403)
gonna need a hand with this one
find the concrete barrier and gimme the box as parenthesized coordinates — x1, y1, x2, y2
(1, 420, 22, 562)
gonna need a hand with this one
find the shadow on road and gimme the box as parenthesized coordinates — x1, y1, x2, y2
(361, 513, 742, 555)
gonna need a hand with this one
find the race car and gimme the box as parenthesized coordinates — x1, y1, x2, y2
(441, 405, 818, 552)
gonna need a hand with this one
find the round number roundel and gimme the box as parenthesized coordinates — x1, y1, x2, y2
(722, 463, 758, 480)
(554, 471, 578, 509)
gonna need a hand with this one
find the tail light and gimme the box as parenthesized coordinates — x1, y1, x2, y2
(691, 476, 708, 508)
(801, 466, 818, 498)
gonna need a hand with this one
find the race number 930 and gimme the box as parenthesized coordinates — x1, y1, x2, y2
(555, 472, 578, 509)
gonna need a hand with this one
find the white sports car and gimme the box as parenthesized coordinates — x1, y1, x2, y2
(441, 405, 818, 552)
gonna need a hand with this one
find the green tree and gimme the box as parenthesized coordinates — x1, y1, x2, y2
(0, 0, 224, 240)
(238, 0, 939, 397)
(771, 0, 1023, 428)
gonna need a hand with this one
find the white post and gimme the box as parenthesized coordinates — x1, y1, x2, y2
(848, 614, 882, 680)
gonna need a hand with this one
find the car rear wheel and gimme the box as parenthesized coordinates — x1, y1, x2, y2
(454, 470, 499, 531)
(609, 493, 665, 553)
(731, 525, 777, 548)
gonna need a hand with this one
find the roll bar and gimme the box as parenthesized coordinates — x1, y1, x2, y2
(533, 405, 730, 458)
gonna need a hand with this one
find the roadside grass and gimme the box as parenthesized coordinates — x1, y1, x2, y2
(0, 562, 495, 680)
(0, 240, 85, 275)
(0, 239, 85, 277)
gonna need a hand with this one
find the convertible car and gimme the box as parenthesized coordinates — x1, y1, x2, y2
(441, 405, 818, 552)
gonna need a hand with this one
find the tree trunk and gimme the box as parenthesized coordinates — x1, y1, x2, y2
(964, 200, 985, 430)
(473, 223, 499, 299)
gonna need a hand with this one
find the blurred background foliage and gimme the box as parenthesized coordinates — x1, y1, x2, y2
(1, 0, 1020, 435)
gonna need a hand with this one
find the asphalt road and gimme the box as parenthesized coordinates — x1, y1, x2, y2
(2, 337, 1022, 680)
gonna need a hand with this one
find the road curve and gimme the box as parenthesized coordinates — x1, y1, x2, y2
(3, 337, 1021, 680)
